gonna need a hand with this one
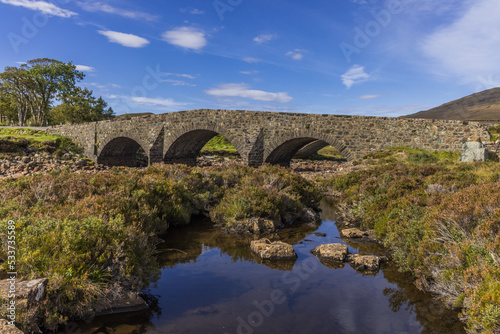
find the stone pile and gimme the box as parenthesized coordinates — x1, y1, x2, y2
(0, 152, 109, 179)
(311, 243, 387, 272)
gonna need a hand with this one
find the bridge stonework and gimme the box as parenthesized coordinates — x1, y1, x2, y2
(46, 109, 490, 167)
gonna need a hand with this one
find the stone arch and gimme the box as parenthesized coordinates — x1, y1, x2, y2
(164, 125, 246, 165)
(265, 131, 354, 166)
(97, 137, 149, 167)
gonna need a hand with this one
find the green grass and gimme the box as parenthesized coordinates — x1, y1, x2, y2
(201, 134, 238, 154)
(0, 128, 82, 155)
(0, 128, 61, 145)
(488, 124, 500, 141)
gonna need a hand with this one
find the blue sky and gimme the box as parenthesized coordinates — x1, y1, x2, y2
(0, 0, 499, 116)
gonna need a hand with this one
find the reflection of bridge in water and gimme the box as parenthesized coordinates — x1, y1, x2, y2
(47, 109, 489, 167)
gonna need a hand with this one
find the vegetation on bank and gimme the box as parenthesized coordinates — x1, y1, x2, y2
(0, 128, 80, 158)
(319, 148, 500, 333)
(0, 164, 320, 331)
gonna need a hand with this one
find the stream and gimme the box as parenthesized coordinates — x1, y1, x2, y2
(74, 200, 465, 334)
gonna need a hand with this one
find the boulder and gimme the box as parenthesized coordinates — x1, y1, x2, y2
(95, 291, 148, 316)
(0, 278, 47, 307)
(340, 228, 367, 238)
(347, 254, 380, 271)
(250, 239, 297, 260)
(459, 141, 488, 162)
(311, 243, 348, 262)
(0, 319, 23, 333)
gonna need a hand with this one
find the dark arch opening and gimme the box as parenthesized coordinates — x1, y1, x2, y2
(266, 138, 346, 166)
(164, 130, 241, 166)
(97, 137, 148, 167)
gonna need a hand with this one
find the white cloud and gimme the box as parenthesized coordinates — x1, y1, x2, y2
(0, 0, 77, 18)
(286, 49, 306, 60)
(420, 0, 500, 86)
(359, 94, 379, 100)
(189, 8, 204, 14)
(180, 7, 204, 15)
(162, 27, 207, 50)
(77, 2, 158, 21)
(164, 72, 196, 79)
(242, 57, 260, 63)
(341, 65, 370, 88)
(205, 83, 293, 103)
(130, 97, 187, 109)
(98, 30, 149, 48)
(162, 79, 196, 87)
(240, 70, 259, 75)
(75, 65, 95, 72)
(253, 34, 276, 44)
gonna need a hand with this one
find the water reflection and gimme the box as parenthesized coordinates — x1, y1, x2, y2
(75, 200, 465, 334)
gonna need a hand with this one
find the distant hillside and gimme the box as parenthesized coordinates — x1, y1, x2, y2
(404, 87, 500, 121)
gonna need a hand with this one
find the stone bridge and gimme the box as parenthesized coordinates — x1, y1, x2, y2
(46, 109, 490, 167)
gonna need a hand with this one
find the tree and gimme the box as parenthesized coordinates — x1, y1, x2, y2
(0, 59, 84, 126)
(0, 83, 17, 124)
(24, 58, 84, 125)
(0, 66, 35, 126)
(49, 87, 114, 125)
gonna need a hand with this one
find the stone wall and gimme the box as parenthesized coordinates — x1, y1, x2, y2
(46, 110, 491, 167)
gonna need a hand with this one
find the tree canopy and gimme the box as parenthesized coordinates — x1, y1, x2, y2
(0, 58, 114, 126)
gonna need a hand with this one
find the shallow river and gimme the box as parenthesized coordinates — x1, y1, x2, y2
(75, 201, 464, 334)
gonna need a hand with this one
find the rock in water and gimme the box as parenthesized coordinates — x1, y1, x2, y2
(310, 243, 349, 262)
(250, 238, 297, 259)
(459, 141, 488, 162)
(340, 228, 367, 238)
(347, 254, 381, 271)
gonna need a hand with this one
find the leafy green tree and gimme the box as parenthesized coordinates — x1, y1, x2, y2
(49, 87, 114, 124)
(0, 83, 17, 125)
(24, 58, 84, 125)
(0, 66, 35, 126)
(0, 58, 84, 126)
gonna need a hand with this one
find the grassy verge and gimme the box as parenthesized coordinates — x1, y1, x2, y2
(319, 147, 500, 333)
(0, 128, 81, 156)
(201, 134, 238, 155)
(0, 164, 320, 331)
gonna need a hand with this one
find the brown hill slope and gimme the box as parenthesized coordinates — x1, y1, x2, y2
(404, 87, 500, 121)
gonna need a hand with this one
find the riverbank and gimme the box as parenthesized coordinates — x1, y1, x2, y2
(0, 162, 321, 332)
(316, 148, 500, 333)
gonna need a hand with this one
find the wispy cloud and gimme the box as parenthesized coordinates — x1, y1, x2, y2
(164, 72, 196, 79)
(98, 30, 150, 48)
(180, 7, 204, 15)
(242, 57, 260, 63)
(0, 0, 77, 18)
(205, 83, 293, 103)
(162, 27, 207, 50)
(359, 94, 379, 100)
(130, 97, 188, 109)
(75, 65, 95, 72)
(341, 65, 370, 88)
(158, 73, 197, 86)
(286, 49, 306, 60)
(420, 0, 500, 86)
(240, 70, 259, 75)
(253, 34, 276, 44)
(77, 2, 158, 21)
